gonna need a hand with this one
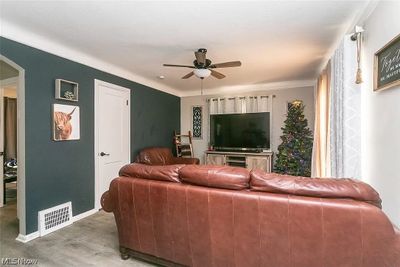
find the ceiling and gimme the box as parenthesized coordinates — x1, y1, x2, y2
(0, 60, 18, 80)
(0, 1, 369, 96)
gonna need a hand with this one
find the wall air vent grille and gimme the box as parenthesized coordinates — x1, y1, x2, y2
(38, 201, 73, 236)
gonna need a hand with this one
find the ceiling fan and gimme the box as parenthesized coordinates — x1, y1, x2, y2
(163, 48, 241, 79)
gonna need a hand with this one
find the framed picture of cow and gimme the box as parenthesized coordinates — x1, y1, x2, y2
(53, 104, 80, 141)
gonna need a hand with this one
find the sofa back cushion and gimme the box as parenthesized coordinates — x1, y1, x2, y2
(119, 163, 184, 183)
(179, 165, 250, 190)
(250, 170, 382, 208)
(135, 147, 173, 165)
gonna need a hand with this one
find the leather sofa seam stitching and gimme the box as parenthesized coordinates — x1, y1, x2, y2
(207, 190, 214, 267)
(185, 186, 194, 267)
(166, 184, 176, 262)
(320, 198, 326, 267)
(148, 183, 159, 256)
(257, 195, 261, 267)
(359, 203, 364, 267)
(132, 180, 142, 251)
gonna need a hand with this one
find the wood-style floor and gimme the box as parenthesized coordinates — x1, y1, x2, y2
(0, 184, 153, 267)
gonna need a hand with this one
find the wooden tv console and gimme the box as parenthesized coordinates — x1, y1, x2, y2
(205, 150, 273, 173)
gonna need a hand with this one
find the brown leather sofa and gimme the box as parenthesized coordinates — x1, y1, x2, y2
(135, 147, 200, 165)
(101, 164, 400, 267)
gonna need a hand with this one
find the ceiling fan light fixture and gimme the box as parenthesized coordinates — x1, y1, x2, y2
(193, 68, 211, 79)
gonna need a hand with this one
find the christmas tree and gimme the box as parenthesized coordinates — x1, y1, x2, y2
(274, 100, 313, 177)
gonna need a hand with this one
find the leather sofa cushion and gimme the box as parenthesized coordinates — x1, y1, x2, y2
(179, 165, 250, 190)
(135, 147, 173, 165)
(119, 163, 184, 183)
(250, 170, 382, 208)
(135, 147, 200, 165)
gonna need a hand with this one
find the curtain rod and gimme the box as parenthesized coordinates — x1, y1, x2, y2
(206, 95, 274, 101)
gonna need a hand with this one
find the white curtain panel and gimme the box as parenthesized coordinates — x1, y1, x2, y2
(236, 97, 247, 113)
(208, 95, 271, 114)
(208, 98, 219, 114)
(330, 40, 345, 178)
(219, 98, 226, 113)
(329, 36, 361, 179)
(246, 96, 257, 113)
(257, 96, 270, 112)
(224, 98, 236, 113)
(342, 35, 361, 179)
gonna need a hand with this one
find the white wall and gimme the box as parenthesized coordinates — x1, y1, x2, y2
(181, 86, 314, 163)
(361, 1, 400, 226)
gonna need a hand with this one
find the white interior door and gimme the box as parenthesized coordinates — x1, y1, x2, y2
(95, 80, 130, 210)
(0, 87, 4, 207)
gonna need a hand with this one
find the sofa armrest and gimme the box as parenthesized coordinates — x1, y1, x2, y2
(101, 191, 114, 212)
(172, 157, 200, 165)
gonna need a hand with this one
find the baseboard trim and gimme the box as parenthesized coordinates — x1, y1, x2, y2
(15, 208, 99, 243)
(16, 231, 39, 243)
(72, 208, 98, 222)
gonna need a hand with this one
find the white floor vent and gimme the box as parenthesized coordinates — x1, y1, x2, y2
(38, 201, 73, 237)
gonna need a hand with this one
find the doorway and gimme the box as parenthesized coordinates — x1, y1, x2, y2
(94, 80, 131, 210)
(1, 75, 17, 207)
(0, 56, 26, 239)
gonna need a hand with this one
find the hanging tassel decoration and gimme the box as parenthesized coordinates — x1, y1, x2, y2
(355, 32, 363, 84)
(355, 68, 363, 84)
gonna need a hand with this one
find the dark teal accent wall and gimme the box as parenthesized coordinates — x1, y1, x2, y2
(0, 37, 180, 234)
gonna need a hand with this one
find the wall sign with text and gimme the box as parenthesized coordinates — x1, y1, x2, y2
(374, 33, 400, 91)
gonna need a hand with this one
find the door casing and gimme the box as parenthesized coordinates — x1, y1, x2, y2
(0, 55, 26, 238)
(0, 86, 4, 207)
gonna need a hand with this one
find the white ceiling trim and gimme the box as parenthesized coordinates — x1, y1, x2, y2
(180, 79, 316, 97)
(0, 76, 19, 87)
(315, 0, 375, 75)
(345, 0, 379, 34)
(0, 21, 182, 97)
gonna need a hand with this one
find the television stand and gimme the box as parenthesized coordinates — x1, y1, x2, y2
(215, 148, 263, 153)
(205, 150, 273, 172)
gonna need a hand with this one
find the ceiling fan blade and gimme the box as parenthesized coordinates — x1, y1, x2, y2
(163, 64, 195, 68)
(209, 61, 242, 68)
(210, 69, 226, 79)
(182, 71, 194, 79)
(195, 51, 206, 65)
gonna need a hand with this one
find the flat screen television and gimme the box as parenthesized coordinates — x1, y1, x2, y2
(210, 112, 270, 152)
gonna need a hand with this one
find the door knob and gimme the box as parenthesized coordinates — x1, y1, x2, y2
(0, 152, 4, 156)
(100, 152, 110, 156)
